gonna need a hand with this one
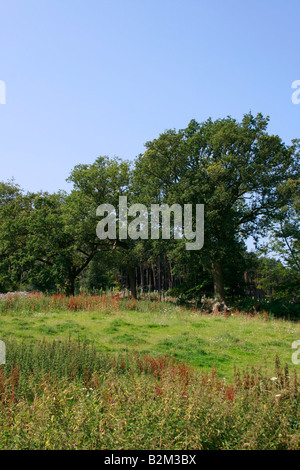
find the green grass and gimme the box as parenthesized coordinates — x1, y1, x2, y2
(1, 302, 299, 380)
(0, 297, 300, 450)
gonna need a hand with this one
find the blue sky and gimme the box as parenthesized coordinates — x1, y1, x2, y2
(0, 0, 300, 194)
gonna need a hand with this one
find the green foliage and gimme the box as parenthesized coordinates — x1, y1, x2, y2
(0, 157, 132, 295)
(260, 178, 300, 300)
(133, 113, 300, 301)
(0, 114, 299, 304)
(254, 256, 300, 302)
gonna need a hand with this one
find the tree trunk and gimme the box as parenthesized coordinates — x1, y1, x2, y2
(211, 260, 225, 302)
(65, 275, 75, 296)
(140, 264, 144, 290)
(158, 255, 161, 295)
(152, 262, 156, 290)
(128, 266, 137, 299)
(169, 262, 173, 289)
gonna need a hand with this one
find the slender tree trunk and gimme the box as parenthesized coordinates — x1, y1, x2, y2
(211, 260, 225, 302)
(169, 262, 173, 289)
(128, 266, 137, 299)
(146, 263, 149, 291)
(152, 262, 156, 290)
(158, 255, 161, 294)
(140, 264, 144, 290)
(136, 266, 138, 298)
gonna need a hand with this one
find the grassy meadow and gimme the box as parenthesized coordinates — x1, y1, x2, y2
(0, 292, 299, 449)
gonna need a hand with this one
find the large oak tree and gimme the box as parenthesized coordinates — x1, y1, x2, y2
(133, 113, 300, 303)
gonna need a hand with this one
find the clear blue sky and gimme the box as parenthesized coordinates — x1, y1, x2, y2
(0, 0, 299, 194)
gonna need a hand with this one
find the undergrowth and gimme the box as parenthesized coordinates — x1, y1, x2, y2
(0, 338, 298, 450)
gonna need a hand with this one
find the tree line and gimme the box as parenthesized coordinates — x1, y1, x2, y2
(0, 113, 299, 309)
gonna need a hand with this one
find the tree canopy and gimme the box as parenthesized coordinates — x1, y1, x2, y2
(0, 113, 299, 310)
